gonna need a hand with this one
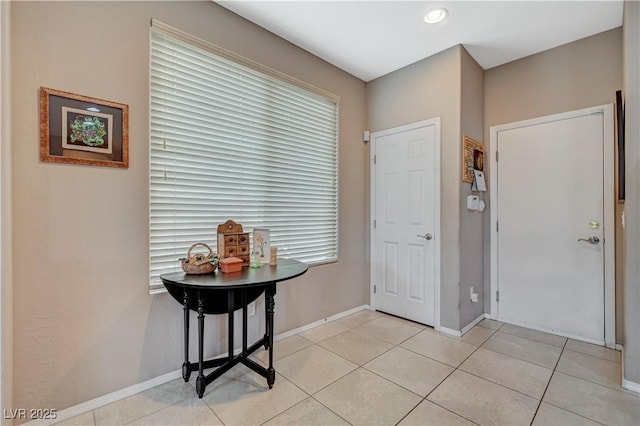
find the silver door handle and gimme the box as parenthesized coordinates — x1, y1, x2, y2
(417, 233, 433, 241)
(578, 236, 600, 245)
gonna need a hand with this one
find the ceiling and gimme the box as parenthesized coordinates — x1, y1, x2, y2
(217, 1, 623, 82)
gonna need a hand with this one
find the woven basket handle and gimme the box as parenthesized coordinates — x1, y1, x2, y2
(187, 242, 214, 263)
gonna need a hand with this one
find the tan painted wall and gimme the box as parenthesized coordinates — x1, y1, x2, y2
(366, 46, 462, 329)
(484, 28, 624, 338)
(1, 0, 13, 418)
(459, 48, 485, 327)
(485, 28, 622, 125)
(622, 0, 640, 384)
(11, 1, 367, 412)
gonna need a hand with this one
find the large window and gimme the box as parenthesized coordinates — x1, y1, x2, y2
(149, 21, 339, 290)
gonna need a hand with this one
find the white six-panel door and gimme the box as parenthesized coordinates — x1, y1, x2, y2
(371, 119, 440, 326)
(490, 106, 615, 345)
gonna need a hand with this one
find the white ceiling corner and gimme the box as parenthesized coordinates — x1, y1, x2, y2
(217, 1, 623, 82)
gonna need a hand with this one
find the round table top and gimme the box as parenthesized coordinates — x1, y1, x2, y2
(160, 258, 309, 291)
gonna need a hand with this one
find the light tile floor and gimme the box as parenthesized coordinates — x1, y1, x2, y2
(57, 311, 640, 426)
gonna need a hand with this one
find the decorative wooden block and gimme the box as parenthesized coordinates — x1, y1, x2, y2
(217, 219, 243, 234)
(217, 219, 250, 267)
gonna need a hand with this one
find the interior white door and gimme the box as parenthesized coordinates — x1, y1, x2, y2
(496, 112, 606, 343)
(372, 120, 439, 326)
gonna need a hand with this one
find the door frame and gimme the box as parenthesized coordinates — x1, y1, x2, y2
(369, 118, 441, 329)
(489, 104, 615, 347)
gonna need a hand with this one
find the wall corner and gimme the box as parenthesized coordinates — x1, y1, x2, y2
(622, 0, 640, 385)
(0, 0, 13, 419)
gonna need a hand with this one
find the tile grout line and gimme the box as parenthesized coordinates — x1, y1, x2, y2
(562, 346, 622, 364)
(63, 314, 612, 426)
(529, 337, 568, 426)
(542, 400, 607, 425)
(554, 341, 632, 395)
(274, 320, 617, 425)
(458, 323, 568, 426)
(275, 322, 391, 426)
(287, 316, 622, 408)
(112, 381, 195, 426)
(301, 314, 469, 425)
(256, 395, 348, 426)
(320, 325, 407, 354)
(539, 347, 627, 425)
(339, 322, 486, 423)
(471, 343, 558, 377)
(197, 393, 225, 425)
(122, 315, 622, 426)
(551, 369, 638, 396)
(252, 313, 405, 424)
(308, 396, 354, 426)
(480, 336, 563, 370)
(497, 327, 567, 347)
(252, 338, 315, 368)
(394, 323, 499, 426)
(300, 314, 424, 374)
(360, 363, 426, 400)
(456, 368, 546, 400)
(265, 372, 315, 423)
(396, 339, 468, 369)
(191, 380, 235, 426)
(271, 343, 358, 397)
(242, 319, 623, 426)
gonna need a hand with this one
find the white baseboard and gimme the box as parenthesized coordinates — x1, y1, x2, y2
(437, 326, 461, 337)
(619, 344, 640, 394)
(34, 304, 371, 425)
(483, 312, 497, 321)
(461, 313, 486, 335)
(275, 304, 370, 341)
(436, 313, 485, 338)
(26, 369, 183, 425)
(622, 378, 640, 394)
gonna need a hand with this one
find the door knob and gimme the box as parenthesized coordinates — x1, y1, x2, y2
(417, 233, 433, 241)
(578, 236, 600, 245)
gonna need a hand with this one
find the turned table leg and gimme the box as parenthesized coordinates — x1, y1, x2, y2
(265, 284, 276, 388)
(182, 289, 191, 382)
(196, 292, 205, 398)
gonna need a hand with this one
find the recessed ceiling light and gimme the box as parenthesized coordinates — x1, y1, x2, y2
(424, 7, 448, 24)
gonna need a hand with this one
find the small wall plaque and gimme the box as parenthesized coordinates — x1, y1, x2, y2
(462, 135, 485, 183)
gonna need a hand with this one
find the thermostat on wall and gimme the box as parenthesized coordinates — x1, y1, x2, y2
(467, 195, 485, 212)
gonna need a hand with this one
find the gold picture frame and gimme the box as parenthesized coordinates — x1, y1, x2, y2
(40, 87, 129, 168)
(462, 135, 484, 183)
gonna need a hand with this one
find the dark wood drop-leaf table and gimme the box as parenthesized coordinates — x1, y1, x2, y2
(161, 258, 308, 398)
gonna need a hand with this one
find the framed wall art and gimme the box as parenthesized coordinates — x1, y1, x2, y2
(40, 87, 129, 168)
(462, 135, 484, 183)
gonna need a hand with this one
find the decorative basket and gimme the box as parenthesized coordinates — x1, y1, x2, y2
(180, 243, 218, 274)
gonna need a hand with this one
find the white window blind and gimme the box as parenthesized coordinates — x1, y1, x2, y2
(149, 21, 339, 289)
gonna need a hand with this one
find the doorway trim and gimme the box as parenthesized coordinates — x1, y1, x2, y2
(369, 118, 441, 329)
(489, 104, 615, 347)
